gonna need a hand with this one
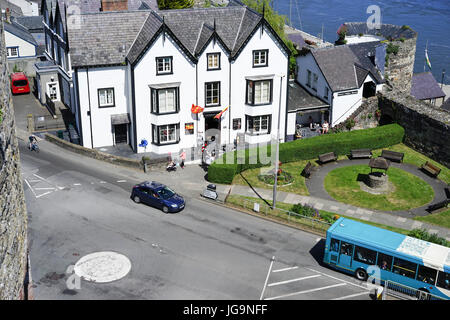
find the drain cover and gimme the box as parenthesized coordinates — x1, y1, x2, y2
(73, 251, 131, 283)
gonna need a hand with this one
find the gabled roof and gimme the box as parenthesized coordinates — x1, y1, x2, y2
(348, 41, 384, 84)
(411, 72, 446, 100)
(4, 20, 38, 46)
(127, 5, 270, 66)
(68, 10, 150, 67)
(13, 15, 44, 32)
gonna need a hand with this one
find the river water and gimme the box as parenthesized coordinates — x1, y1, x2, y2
(273, 0, 450, 84)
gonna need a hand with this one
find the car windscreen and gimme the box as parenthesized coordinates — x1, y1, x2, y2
(13, 80, 28, 87)
(157, 187, 175, 199)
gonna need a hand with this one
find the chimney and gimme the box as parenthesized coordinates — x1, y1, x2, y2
(5, 8, 11, 23)
(100, 0, 128, 11)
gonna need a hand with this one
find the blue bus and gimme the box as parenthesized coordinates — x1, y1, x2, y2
(324, 217, 450, 299)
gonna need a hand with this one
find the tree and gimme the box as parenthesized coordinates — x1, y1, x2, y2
(241, 0, 297, 74)
(157, 0, 194, 10)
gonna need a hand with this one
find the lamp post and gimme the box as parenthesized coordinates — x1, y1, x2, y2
(272, 74, 285, 209)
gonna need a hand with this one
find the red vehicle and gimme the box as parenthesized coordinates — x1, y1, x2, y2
(11, 72, 30, 95)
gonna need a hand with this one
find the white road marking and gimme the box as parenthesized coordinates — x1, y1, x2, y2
(267, 274, 321, 287)
(332, 291, 370, 300)
(24, 179, 37, 197)
(305, 268, 370, 290)
(260, 256, 275, 300)
(36, 191, 53, 198)
(99, 181, 107, 184)
(33, 173, 50, 182)
(265, 283, 346, 300)
(272, 266, 299, 273)
(117, 180, 127, 183)
(34, 187, 56, 190)
(73, 183, 81, 186)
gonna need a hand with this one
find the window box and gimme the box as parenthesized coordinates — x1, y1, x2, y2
(207, 52, 220, 70)
(253, 50, 268, 67)
(246, 79, 272, 105)
(152, 123, 180, 145)
(156, 56, 173, 75)
(98, 88, 115, 108)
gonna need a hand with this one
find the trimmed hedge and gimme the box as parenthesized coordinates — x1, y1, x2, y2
(208, 124, 405, 184)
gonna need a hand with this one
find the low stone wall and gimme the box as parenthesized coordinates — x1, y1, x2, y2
(44, 133, 166, 170)
(380, 92, 450, 168)
(0, 20, 28, 299)
(7, 58, 37, 77)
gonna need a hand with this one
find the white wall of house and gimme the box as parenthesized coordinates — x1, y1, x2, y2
(9, 0, 39, 16)
(286, 112, 296, 136)
(76, 66, 130, 148)
(230, 24, 289, 146)
(4, 31, 36, 58)
(133, 32, 196, 154)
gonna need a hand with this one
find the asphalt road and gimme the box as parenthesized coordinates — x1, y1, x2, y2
(18, 137, 373, 300)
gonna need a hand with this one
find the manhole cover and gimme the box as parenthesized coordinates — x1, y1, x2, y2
(73, 251, 131, 283)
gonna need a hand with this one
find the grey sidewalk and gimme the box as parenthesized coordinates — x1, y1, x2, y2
(230, 184, 450, 241)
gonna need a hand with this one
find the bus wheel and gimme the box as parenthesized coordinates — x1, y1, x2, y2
(355, 268, 368, 281)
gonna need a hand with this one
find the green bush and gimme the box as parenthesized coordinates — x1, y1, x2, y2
(208, 124, 405, 184)
(291, 203, 319, 218)
(408, 228, 450, 247)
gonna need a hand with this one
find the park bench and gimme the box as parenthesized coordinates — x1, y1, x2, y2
(421, 161, 441, 178)
(350, 149, 373, 159)
(426, 199, 449, 213)
(301, 161, 313, 178)
(381, 150, 404, 162)
(318, 152, 337, 164)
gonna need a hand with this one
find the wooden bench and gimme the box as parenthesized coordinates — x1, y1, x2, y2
(381, 150, 404, 162)
(421, 161, 441, 178)
(301, 161, 313, 178)
(318, 152, 337, 164)
(350, 149, 372, 159)
(426, 199, 449, 213)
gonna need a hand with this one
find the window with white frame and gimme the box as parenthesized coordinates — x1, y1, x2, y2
(156, 56, 172, 75)
(205, 82, 220, 106)
(98, 88, 115, 108)
(152, 123, 180, 145)
(246, 80, 272, 105)
(253, 50, 268, 67)
(207, 53, 220, 70)
(6, 47, 18, 58)
(246, 115, 271, 134)
(151, 87, 179, 114)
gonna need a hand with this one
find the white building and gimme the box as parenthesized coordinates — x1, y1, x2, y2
(294, 42, 385, 127)
(39, 0, 290, 155)
(4, 19, 37, 59)
(8, 0, 38, 16)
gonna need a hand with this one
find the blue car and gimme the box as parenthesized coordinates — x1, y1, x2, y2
(131, 181, 185, 213)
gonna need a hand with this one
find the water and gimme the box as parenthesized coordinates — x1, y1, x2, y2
(273, 0, 450, 84)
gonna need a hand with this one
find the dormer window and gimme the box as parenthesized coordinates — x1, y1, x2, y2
(156, 56, 172, 75)
(253, 50, 268, 67)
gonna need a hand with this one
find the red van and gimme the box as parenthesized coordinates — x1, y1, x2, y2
(11, 72, 30, 94)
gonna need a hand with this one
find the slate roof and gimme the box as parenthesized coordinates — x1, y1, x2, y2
(68, 10, 150, 67)
(287, 32, 305, 50)
(310, 42, 384, 92)
(127, 5, 263, 65)
(4, 20, 38, 46)
(288, 81, 329, 112)
(13, 16, 44, 32)
(411, 72, 446, 100)
(343, 22, 416, 40)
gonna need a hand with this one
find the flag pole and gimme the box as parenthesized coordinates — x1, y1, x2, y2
(424, 40, 428, 72)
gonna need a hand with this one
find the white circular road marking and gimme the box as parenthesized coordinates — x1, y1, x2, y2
(73, 251, 131, 283)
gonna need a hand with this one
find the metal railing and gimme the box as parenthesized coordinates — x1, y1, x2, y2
(241, 198, 332, 232)
(382, 280, 447, 300)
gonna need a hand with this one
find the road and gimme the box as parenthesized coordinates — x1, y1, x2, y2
(18, 137, 373, 300)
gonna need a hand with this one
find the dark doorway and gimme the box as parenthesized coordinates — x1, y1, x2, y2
(363, 81, 376, 98)
(114, 124, 128, 144)
(204, 112, 221, 143)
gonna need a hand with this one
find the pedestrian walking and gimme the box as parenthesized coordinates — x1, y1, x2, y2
(180, 149, 186, 169)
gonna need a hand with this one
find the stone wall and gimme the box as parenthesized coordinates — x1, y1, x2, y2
(384, 35, 417, 94)
(0, 19, 28, 299)
(380, 92, 450, 168)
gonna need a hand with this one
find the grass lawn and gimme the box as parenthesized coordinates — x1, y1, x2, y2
(372, 144, 450, 184)
(324, 165, 434, 211)
(414, 208, 450, 229)
(232, 160, 312, 195)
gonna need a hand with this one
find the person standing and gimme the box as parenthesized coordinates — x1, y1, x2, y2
(180, 149, 186, 169)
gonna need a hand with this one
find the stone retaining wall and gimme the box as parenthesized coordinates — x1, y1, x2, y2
(0, 19, 28, 300)
(380, 92, 450, 168)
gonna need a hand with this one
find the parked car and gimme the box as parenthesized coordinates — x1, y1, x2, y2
(11, 72, 30, 95)
(131, 181, 185, 213)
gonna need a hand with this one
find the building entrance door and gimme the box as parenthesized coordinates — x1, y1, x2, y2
(47, 82, 60, 101)
(204, 112, 221, 144)
(114, 124, 128, 144)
